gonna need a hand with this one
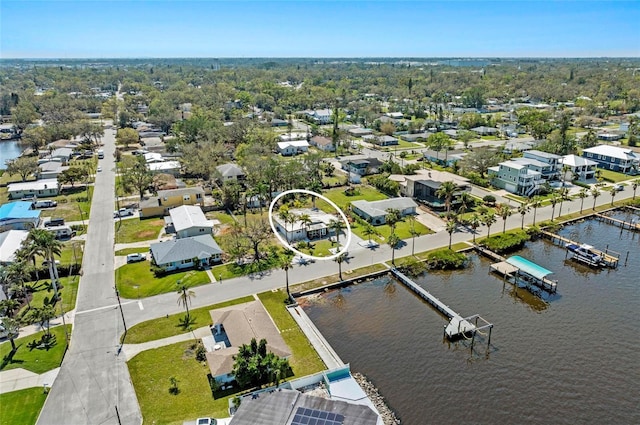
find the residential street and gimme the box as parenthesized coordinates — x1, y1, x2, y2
(34, 122, 638, 425)
(37, 126, 142, 425)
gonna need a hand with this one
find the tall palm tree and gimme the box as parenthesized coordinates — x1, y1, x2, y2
(407, 215, 420, 256)
(530, 196, 543, 226)
(609, 186, 618, 206)
(176, 281, 195, 322)
(334, 253, 347, 280)
(468, 213, 481, 243)
(387, 234, 401, 266)
(445, 219, 457, 249)
(591, 187, 601, 210)
(561, 164, 571, 186)
(278, 209, 293, 243)
(362, 223, 378, 246)
(482, 212, 496, 238)
(384, 208, 401, 232)
(24, 229, 63, 306)
(495, 203, 512, 233)
(297, 213, 312, 239)
(557, 188, 570, 217)
(435, 181, 458, 213)
(549, 194, 559, 221)
(329, 219, 346, 245)
(456, 192, 474, 215)
(632, 179, 639, 200)
(1, 317, 19, 352)
(279, 250, 295, 302)
(518, 203, 530, 229)
(577, 188, 589, 213)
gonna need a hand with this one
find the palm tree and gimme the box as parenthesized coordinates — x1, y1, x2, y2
(278, 208, 292, 243)
(609, 186, 618, 206)
(297, 213, 312, 239)
(24, 229, 63, 314)
(329, 219, 346, 245)
(1, 317, 19, 352)
(435, 181, 458, 213)
(518, 203, 530, 229)
(456, 192, 474, 215)
(482, 212, 496, 238)
(407, 215, 420, 256)
(176, 280, 195, 322)
(495, 203, 512, 233)
(279, 250, 295, 302)
(591, 187, 601, 210)
(468, 213, 481, 243)
(362, 223, 378, 247)
(445, 219, 457, 249)
(577, 188, 589, 213)
(557, 187, 570, 217)
(530, 196, 543, 226)
(561, 164, 571, 186)
(549, 194, 559, 221)
(387, 234, 401, 266)
(0, 299, 20, 317)
(632, 179, 639, 200)
(384, 208, 401, 232)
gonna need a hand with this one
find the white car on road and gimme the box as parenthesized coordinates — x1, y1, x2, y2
(126, 253, 146, 263)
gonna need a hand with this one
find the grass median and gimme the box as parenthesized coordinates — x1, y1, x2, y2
(0, 325, 71, 374)
(0, 387, 48, 425)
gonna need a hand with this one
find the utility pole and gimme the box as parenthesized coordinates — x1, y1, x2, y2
(115, 287, 127, 338)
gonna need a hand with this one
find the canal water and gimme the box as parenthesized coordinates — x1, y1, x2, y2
(0, 139, 24, 169)
(303, 212, 640, 425)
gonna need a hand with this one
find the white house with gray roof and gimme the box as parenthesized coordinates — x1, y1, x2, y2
(351, 198, 417, 225)
(167, 205, 214, 238)
(215, 163, 245, 182)
(150, 234, 222, 272)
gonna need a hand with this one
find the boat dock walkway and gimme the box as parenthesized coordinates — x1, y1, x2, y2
(595, 213, 640, 231)
(473, 245, 506, 262)
(390, 268, 493, 341)
(540, 230, 619, 268)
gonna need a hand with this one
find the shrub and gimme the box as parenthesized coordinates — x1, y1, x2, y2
(466, 172, 490, 188)
(480, 230, 530, 254)
(195, 343, 206, 362)
(425, 249, 467, 270)
(483, 195, 496, 205)
(400, 258, 428, 277)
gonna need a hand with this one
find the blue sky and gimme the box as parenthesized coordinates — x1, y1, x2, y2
(1, 1, 639, 58)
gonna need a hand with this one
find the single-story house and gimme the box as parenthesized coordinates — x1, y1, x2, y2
(402, 132, 430, 143)
(372, 135, 398, 146)
(340, 158, 383, 176)
(470, 126, 499, 136)
(0, 202, 41, 231)
(277, 140, 309, 156)
(310, 135, 335, 152)
(351, 198, 418, 225)
(49, 148, 74, 164)
(150, 234, 222, 272)
(559, 154, 597, 181)
(216, 163, 245, 182)
(37, 161, 66, 180)
(8, 179, 59, 200)
(205, 300, 292, 384)
(143, 152, 164, 163)
(386, 112, 404, 119)
(139, 186, 205, 218)
(270, 118, 288, 127)
(423, 149, 466, 167)
(348, 127, 373, 137)
(597, 131, 623, 142)
(167, 205, 214, 238)
(582, 145, 639, 174)
(0, 230, 29, 265)
(147, 161, 181, 175)
(274, 208, 337, 242)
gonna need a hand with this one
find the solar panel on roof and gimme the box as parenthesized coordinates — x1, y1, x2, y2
(291, 407, 344, 425)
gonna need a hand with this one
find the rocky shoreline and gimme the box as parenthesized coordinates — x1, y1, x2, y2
(353, 372, 401, 425)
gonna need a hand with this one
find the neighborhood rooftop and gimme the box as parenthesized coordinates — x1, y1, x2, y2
(168, 205, 213, 233)
(149, 234, 221, 265)
(0, 201, 41, 220)
(351, 198, 418, 218)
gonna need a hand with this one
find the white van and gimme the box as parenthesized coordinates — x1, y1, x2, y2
(97, 149, 104, 159)
(33, 200, 58, 209)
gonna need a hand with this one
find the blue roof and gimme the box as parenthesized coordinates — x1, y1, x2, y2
(506, 255, 553, 280)
(0, 202, 41, 221)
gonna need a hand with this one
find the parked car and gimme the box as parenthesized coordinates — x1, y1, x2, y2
(97, 166, 102, 172)
(32, 200, 58, 209)
(613, 184, 624, 191)
(196, 419, 217, 425)
(126, 253, 146, 263)
(46, 226, 75, 239)
(114, 208, 134, 218)
(44, 218, 65, 227)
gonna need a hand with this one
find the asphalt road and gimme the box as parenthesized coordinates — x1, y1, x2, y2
(37, 125, 143, 425)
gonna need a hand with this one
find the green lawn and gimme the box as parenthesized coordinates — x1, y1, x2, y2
(296, 239, 336, 258)
(599, 169, 630, 183)
(40, 186, 94, 223)
(0, 325, 71, 374)
(350, 217, 432, 243)
(206, 211, 237, 226)
(0, 387, 48, 425)
(34, 241, 84, 268)
(18, 276, 80, 320)
(124, 296, 254, 344)
(115, 247, 149, 256)
(322, 186, 388, 211)
(128, 341, 230, 424)
(258, 291, 326, 378)
(114, 218, 164, 243)
(115, 261, 210, 299)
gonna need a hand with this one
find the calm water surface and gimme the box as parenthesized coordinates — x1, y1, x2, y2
(0, 139, 24, 169)
(303, 214, 640, 425)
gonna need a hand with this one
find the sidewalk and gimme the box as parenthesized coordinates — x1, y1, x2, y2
(121, 325, 212, 360)
(0, 367, 60, 395)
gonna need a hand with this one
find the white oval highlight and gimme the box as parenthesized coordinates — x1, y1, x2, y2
(268, 189, 352, 261)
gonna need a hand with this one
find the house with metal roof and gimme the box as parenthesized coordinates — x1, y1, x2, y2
(149, 234, 222, 272)
(8, 179, 59, 200)
(0, 230, 29, 265)
(582, 145, 639, 174)
(277, 140, 309, 156)
(351, 198, 417, 225)
(167, 205, 213, 238)
(0, 202, 41, 230)
(560, 154, 597, 181)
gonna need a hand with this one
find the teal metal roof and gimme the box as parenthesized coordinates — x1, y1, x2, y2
(506, 255, 553, 280)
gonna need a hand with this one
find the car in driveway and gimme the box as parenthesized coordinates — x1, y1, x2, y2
(126, 253, 146, 263)
(114, 208, 134, 218)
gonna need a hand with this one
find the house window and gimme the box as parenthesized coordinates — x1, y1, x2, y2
(200, 228, 205, 232)
(183, 195, 190, 201)
(196, 194, 202, 200)
(610, 164, 615, 170)
(181, 259, 192, 265)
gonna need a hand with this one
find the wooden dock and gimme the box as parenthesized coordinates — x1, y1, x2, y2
(473, 245, 506, 262)
(595, 213, 640, 232)
(540, 230, 619, 268)
(390, 268, 493, 342)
